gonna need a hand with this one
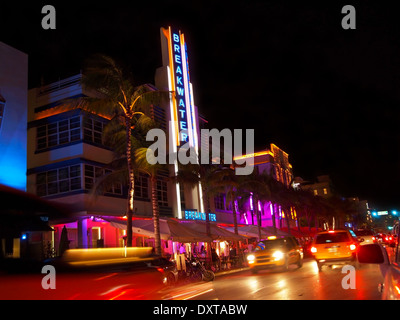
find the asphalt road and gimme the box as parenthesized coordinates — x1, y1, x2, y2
(0, 258, 385, 300)
(160, 258, 384, 300)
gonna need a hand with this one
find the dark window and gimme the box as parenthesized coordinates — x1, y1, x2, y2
(315, 232, 351, 244)
(36, 116, 81, 150)
(36, 165, 82, 196)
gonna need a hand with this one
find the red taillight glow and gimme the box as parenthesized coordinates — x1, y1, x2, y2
(328, 230, 335, 233)
(157, 268, 164, 273)
(372, 236, 376, 241)
(311, 247, 317, 253)
(349, 244, 357, 251)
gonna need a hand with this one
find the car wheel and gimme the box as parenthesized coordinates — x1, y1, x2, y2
(280, 258, 289, 272)
(166, 272, 176, 286)
(297, 257, 303, 269)
(202, 270, 215, 282)
(317, 261, 323, 272)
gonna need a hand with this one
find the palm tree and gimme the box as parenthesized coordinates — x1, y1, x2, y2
(71, 54, 168, 247)
(173, 152, 225, 263)
(135, 147, 167, 256)
(238, 170, 272, 240)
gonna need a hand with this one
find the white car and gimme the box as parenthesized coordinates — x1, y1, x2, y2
(354, 229, 375, 246)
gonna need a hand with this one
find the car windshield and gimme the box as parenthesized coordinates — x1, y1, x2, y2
(255, 239, 287, 251)
(315, 232, 350, 244)
(354, 230, 373, 236)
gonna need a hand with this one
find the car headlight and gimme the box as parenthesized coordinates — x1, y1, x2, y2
(247, 254, 255, 262)
(272, 251, 284, 260)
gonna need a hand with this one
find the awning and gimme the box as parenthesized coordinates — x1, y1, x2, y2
(181, 221, 246, 241)
(223, 225, 274, 239)
(104, 216, 213, 243)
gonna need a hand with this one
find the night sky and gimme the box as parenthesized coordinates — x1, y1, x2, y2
(2, 1, 400, 210)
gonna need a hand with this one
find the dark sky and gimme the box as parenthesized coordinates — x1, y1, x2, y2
(2, 1, 400, 210)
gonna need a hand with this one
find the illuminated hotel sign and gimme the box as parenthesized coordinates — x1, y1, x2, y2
(171, 30, 188, 143)
(160, 26, 201, 220)
(162, 27, 198, 148)
(185, 210, 217, 222)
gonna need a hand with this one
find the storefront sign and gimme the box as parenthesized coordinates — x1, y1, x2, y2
(184, 210, 217, 222)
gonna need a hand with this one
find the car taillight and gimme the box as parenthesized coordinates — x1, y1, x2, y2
(349, 244, 357, 251)
(157, 267, 164, 273)
(311, 246, 317, 253)
(372, 236, 376, 241)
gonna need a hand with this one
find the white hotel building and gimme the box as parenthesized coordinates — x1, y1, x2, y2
(26, 27, 206, 249)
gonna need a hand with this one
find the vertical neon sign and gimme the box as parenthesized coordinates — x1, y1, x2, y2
(162, 26, 199, 218)
(170, 28, 191, 146)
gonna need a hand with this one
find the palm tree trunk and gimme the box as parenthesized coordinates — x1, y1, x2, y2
(125, 117, 134, 247)
(202, 185, 212, 264)
(151, 176, 162, 255)
(231, 197, 238, 235)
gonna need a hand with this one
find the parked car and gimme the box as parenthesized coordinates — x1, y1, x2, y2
(147, 256, 178, 285)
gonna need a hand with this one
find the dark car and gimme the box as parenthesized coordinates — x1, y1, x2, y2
(147, 256, 178, 285)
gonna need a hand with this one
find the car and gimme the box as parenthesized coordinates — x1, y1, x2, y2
(147, 256, 178, 285)
(353, 229, 376, 246)
(247, 235, 303, 273)
(311, 229, 359, 271)
(357, 222, 400, 300)
(375, 233, 386, 244)
(357, 242, 400, 300)
(383, 234, 395, 246)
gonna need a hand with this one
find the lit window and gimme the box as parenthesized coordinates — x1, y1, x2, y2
(313, 189, 318, 196)
(323, 188, 328, 195)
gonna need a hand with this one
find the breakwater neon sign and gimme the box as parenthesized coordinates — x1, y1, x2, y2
(185, 210, 217, 222)
(165, 27, 197, 147)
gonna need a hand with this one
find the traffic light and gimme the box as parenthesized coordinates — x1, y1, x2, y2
(372, 211, 377, 217)
(392, 210, 398, 216)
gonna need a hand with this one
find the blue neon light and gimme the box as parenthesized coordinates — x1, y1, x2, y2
(171, 30, 189, 144)
(184, 210, 217, 222)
